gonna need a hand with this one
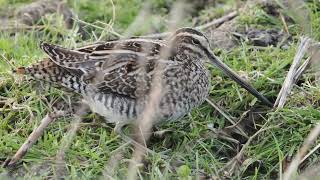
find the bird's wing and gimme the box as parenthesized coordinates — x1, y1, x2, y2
(90, 52, 159, 98)
(39, 39, 165, 71)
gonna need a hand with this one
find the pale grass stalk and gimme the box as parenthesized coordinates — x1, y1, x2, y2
(54, 103, 89, 178)
(299, 142, 320, 165)
(283, 123, 320, 180)
(99, 3, 168, 178)
(1, 52, 16, 69)
(102, 141, 131, 179)
(298, 163, 320, 179)
(99, 3, 159, 179)
(127, 2, 186, 179)
(293, 57, 311, 84)
(122, 3, 151, 38)
(107, 0, 116, 26)
(274, 37, 311, 108)
(101, 3, 158, 179)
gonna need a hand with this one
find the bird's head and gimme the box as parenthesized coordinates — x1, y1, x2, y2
(170, 27, 273, 107)
(169, 27, 211, 58)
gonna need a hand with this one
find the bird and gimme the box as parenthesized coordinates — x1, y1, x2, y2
(14, 27, 273, 131)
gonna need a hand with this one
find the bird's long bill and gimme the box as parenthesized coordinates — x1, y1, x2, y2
(206, 51, 273, 107)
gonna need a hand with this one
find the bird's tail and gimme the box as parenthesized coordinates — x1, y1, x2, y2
(13, 59, 87, 94)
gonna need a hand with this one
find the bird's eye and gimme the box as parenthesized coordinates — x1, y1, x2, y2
(192, 39, 201, 45)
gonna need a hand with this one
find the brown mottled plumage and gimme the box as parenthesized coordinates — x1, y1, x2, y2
(15, 28, 272, 127)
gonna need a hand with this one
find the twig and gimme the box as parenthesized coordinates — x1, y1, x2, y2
(3, 110, 66, 168)
(274, 37, 311, 109)
(140, 10, 238, 39)
(283, 123, 320, 180)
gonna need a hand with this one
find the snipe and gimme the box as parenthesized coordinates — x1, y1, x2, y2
(15, 28, 272, 128)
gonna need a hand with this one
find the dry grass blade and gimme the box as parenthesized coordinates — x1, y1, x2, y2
(299, 142, 320, 165)
(100, 3, 162, 179)
(0, 24, 45, 32)
(283, 123, 320, 180)
(0, 53, 15, 69)
(218, 119, 281, 177)
(293, 57, 311, 84)
(74, 18, 123, 38)
(122, 3, 151, 38)
(2, 110, 66, 168)
(206, 98, 248, 139)
(277, 0, 312, 36)
(274, 37, 311, 108)
(102, 141, 131, 179)
(298, 163, 320, 179)
(54, 103, 89, 178)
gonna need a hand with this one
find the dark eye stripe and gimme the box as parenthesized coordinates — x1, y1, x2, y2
(174, 28, 205, 37)
(191, 39, 201, 45)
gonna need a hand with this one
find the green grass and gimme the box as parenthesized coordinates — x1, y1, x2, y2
(1, 0, 320, 179)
